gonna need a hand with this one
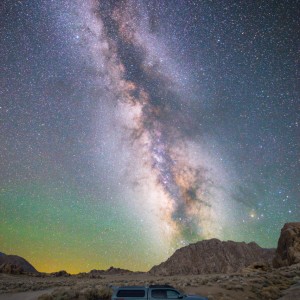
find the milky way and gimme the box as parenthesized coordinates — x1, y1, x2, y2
(0, 0, 299, 273)
(90, 0, 234, 245)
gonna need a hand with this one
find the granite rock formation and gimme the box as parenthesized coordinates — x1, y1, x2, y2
(0, 263, 24, 275)
(273, 222, 300, 268)
(149, 238, 275, 275)
(0, 253, 38, 274)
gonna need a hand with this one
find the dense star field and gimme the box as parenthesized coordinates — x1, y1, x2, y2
(0, 0, 299, 273)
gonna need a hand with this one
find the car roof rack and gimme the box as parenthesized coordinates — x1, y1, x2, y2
(149, 285, 175, 289)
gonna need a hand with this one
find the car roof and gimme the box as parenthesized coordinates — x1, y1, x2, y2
(115, 285, 176, 290)
(116, 286, 147, 289)
(149, 285, 175, 289)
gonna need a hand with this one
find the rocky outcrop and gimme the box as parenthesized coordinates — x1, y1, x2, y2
(241, 262, 272, 273)
(0, 263, 24, 274)
(77, 266, 134, 278)
(149, 238, 275, 275)
(50, 270, 71, 277)
(0, 253, 38, 274)
(273, 222, 300, 268)
(103, 266, 133, 275)
(277, 281, 300, 300)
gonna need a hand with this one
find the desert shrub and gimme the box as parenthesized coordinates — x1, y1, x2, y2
(80, 287, 101, 299)
(39, 287, 80, 300)
(76, 286, 113, 300)
(38, 294, 53, 300)
(98, 286, 113, 300)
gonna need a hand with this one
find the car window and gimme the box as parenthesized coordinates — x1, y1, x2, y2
(166, 290, 180, 299)
(117, 290, 146, 297)
(151, 289, 167, 299)
(151, 289, 180, 299)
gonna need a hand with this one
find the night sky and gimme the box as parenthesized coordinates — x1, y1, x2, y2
(1, 0, 299, 273)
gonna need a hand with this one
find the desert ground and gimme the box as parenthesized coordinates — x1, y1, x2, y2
(0, 263, 299, 300)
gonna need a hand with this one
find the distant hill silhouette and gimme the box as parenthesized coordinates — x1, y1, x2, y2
(77, 266, 136, 278)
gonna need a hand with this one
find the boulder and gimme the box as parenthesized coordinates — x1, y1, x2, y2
(0, 263, 24, 274)
(241, 262, 271, 273)
(50, 270, 71, 277)
(273, 222, 300, 268)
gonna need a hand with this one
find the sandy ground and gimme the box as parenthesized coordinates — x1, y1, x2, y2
(0, 264, 299, 300)
(0, 288, 55, 300)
